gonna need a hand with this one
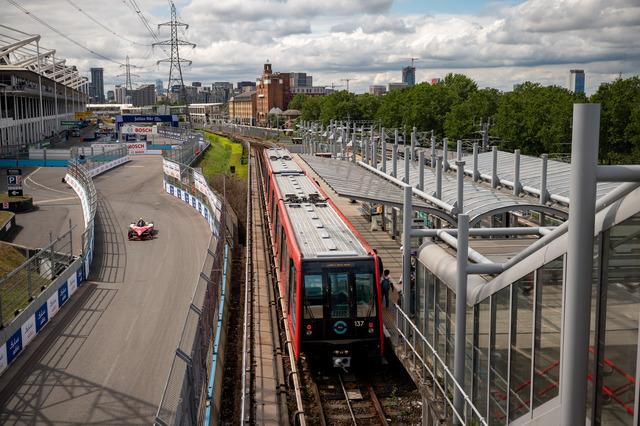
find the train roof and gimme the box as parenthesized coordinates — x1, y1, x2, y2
(266, 148, 303, 174)
(272, 165, 369, 259)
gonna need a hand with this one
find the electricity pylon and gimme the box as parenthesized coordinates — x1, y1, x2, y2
(153, 1, 195, 103)
(117, 55, 139, 91)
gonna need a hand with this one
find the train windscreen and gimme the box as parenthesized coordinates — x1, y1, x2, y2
(303, 260, 377, 319)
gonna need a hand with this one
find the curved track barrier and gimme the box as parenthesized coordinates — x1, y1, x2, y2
(155, 140, 237, 426)
(0, 147, 128, 376)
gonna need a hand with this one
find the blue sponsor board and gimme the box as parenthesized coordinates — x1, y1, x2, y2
(184, 193, 189, 203)
(192, 197, 197, 208)
(177, 188, 182, 198)
(77, 268, 84, 285)
(170, 185, 175, 196)
(35, 303, 48, 333)
(6, 329, 22, 364)
(58, 283, 69, 307)
(117, 115, 178, 124)
(204, 207, 209, 221)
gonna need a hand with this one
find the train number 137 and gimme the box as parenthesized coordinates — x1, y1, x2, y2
(354, 320, 364, 327)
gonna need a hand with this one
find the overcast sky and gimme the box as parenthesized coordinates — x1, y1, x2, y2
(3, 0, 639, 94)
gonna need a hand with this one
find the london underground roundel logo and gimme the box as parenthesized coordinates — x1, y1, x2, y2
(333, 321, 347, 335)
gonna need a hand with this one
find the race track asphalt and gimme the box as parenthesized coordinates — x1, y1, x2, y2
(2, 167, 83, 253)
(0, 155, 212, 424)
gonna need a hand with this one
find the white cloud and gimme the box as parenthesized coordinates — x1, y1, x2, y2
(1, 0, 638, 94)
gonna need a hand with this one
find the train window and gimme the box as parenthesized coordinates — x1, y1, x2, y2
(355, 273, 376, 317)
(280, 229, 286, 272)
(289, 260, 297, 330)
(328, 272, 350, 319)
(303, 275, 324, 319)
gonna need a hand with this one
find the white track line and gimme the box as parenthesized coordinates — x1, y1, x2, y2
(24, 168, 72, 195)
(34, 196, 79, 205)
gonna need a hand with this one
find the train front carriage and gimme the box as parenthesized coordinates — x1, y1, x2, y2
(301, 257, 380, 367)
(263, 147, 384, 367)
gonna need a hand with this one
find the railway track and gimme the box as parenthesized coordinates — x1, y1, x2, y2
(243, 141, 421, 425)
(311, 366, 389, 426)
(241, 145, 307, 425)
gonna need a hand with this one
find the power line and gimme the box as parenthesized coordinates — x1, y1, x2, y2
(125, 0, 160, 43)
(6, 0, 127, 66)
(65, 0, 151, 47)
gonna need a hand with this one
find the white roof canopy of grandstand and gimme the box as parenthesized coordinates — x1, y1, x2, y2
(457, 150, 621, 205)
(0, 24, 86, 90)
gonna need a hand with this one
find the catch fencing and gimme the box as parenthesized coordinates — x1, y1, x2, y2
(207, 122, 292, 140)
(156, 139, 236, 425)
(0, 146, 127, 376)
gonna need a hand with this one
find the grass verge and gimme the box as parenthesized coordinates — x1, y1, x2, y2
(199, 132, 248, 179)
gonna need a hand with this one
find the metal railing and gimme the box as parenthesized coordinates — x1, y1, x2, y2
(207, 122, 292, 140)
(0, 224, 76, 327)
(393, 305, 488, 426)
(155, 217, 229, 426)
(74, 144, 128, 171)
(156, 128, 235, 425)
(162, 133, 208, 165)
(66, 160, 98, 274)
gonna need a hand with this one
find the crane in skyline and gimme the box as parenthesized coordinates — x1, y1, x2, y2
(341, 77, 356, 92)
(408, 57, 420, 68)
(325, 82, 345, 91)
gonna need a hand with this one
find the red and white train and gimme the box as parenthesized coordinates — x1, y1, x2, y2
(261, 148, 384, 366)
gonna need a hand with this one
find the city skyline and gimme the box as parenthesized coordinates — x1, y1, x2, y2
(3, 0, 638, 95)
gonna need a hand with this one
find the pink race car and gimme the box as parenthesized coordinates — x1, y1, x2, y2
(128, 218, 155, 240)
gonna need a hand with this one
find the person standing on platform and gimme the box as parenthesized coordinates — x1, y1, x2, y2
(381, 269, 392, 308)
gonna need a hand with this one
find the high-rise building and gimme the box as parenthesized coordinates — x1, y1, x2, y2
(402, 66, 416, 86)
(155, 79, 164, 95)
(237, 81, 257, 92)
(115, 85, 127, 104)
(290, 72, 312, 88)
(130, 84, 156, 106)
(212, 82, 233, 103)
(90, 67, 105, 103)
(569, 69, 585, 94)
(369, 85, 387, 96)
(107, 90, 115, 102)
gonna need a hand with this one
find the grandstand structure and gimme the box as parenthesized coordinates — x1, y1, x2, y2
(297, 106, 640, 425)
(0, 25, 88, 148)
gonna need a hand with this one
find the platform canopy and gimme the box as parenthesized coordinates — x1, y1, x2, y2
(459, 150, 620, 205)
(300, 154, 567, 225)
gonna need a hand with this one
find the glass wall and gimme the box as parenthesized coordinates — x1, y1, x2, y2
(412, 212, 640, 425)
(533, 256, 563, 409)
(509, 273, 535, 421)
(473, 298, 490, 420)
(598, 214, 640, 425)
(489, 286, 510, 425)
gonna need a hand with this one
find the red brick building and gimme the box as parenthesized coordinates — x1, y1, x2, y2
(256, 63, 291, 126)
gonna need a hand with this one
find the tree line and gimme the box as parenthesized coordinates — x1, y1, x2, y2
(288, 74, 640, 164)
